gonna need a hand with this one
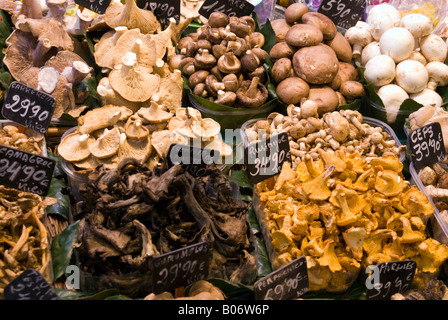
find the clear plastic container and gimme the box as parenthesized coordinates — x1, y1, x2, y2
(0, 120, 48, 157)
(188, 92, 279, 130)
(240, 116, 406, 163)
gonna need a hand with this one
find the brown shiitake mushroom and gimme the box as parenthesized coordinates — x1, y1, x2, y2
(240, 16, 256, 34)
(301, 12, 337, 41)
(227, 37, 250, 57)
(195, 39, 212, 52)
(217, 52, 242, 74)
(271, 19, 291, 43)
(251, 47, 268, 62)
(229, 18, 252, 38)
(193, 82, 207, 97)
(272, 57, 293, 84)
(293, 44, 339, 84)
(284, 2, 309, 25)
(247, 66, 267, 83)
(249, 32, 265, 48)
(177, 36, 195, 52)
(208, 12, 229, 28)
(212, 44, 227, 59)
(326, 32, 353, 63)
(339, 80, 365, 100)
(307, 85, 339, 114)
(194, 48, 216, 70)
(210, 65, 225, 81)
(236, 76, 268, 108)
(241, 50, 261, 72)
(205, 74, 225, 97)
(178, 57, 196, 77)
(188, 70, 209, 89)
(215, 90, 237, 106)
(222, 73, 239, 92)
(270, 41, 295, 60)
(285, 24, 323, 47)
(276, 77, 310, 105)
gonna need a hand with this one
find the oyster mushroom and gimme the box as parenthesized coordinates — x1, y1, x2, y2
(112, 28, 157, 69)
(104, 0, 160, 34)
(96, 77, 142, 112)
(89, 127, 121, 159)
(77, 105, 133, 134)
(58, 132, 95, 162)
(124, 116, 150, 141)
(109, 52, 160, 103)
(236, 77, 268, 108)
(94, 26, 129, 70)
(151, 130, 188, 158)
(103, 133, 152, 169)
(137, 101, 173, 124)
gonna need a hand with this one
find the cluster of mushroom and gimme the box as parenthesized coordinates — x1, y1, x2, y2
(256, 151, 448, 292)
(348, 3, 448, 122)
(171, 12, 270, 108)
(0, 124, 44, 155)
(57, 104, 231, 172)
(245, 102, 405, 167)
(0, 0, 95, 118)
(418, 162, 448, 214)
(0, 186, 56, 296)
(269, 3, 365, 113)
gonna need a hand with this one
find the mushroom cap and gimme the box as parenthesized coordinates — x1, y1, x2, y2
(361, 41, 381, 66)
(395, 59, 429, 93)
(105, 0, 160, 34)
(276, 77, 310, 105)
(89, 127, 121, 159)
(137, 101, 173, 123)
(124, 116, 150, 141)
(109, 52, 160, 102)
(151, 130, 188, 158)
(307, 86, 339, 115)
(270, 19, 291, 43)
(379, 27, 414, 63)
(374, 169, 405, 197)
(217, 52, 242, 74)
(203, 137, 233, 157)
(269, 41, 296, 60)
(368, 11, 395, 41)
(103, 133, 152, 169)
(363, 54, 396, 86)
(78, 105, 133, 134)
(236, 78, 269, 108)
(409, 88, 443, 108)
(58, 132, 95, 162)
(175, 107, 202, 120)
(44, 50, 88, 74)
(377, 84, 409, 123)
(292, 44, 339, 84)
(285, 24, 323, 47)
(284, 2, 309, 25)
(420, 34, 448, 62)
(339, 81, 365, 100)
(113, 28, 157, 68)
(96, 77, 142, 112)
(72, 155, 100, 171)
(367, 3, 401, 27)
(199, 118, 221, 140)
(326, 32, 353, 63)
(301, 12, 337, 41)
(94, 26, 128, 69)
(400, 13, 433, 38)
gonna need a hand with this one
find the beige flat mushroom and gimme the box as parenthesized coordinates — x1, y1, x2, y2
(151, 130, 188, 158)
(199, 118, 221, 140)
(175, 107, 202, 120)
(113, 28, 157, 69)
(72, 155, 100, 171)
(89, 127, 121, 159)
(94, 26, 128, 70)
(137, 101, 173, 123)
(78, 105, 133, 134)
(109, 52, 160, 102)
(202, 137, 233, 158)
(58, 132, 95, 162)
(124, 116, 150, 141)
(154, 70, 183, 112)
(104, 0, 160, 35)
(103, 132, 152, 169)
(96, 77, 142, 112)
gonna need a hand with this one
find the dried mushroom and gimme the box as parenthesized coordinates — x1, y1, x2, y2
(75, 160, 254, 298)
(256, 152, 448, 292)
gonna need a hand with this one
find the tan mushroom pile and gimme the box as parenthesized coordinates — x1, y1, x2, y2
(348, 4, 447, 123)
(245, 103, 405, 168)
(57, 104, 232, 172)
(0, 0, 94, 118)
(269, 3, 364, 114)
(171, 12, 269, 108)
(0, 124, 44, 155)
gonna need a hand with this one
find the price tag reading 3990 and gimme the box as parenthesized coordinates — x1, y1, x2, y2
(409, 122, 446, 171)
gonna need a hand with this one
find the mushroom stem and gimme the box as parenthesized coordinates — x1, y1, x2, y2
(33, 38, 52, 66)
(46, 0, 68, 23)
(37, 67, 59, 94)
(62, 60, 91, 84)
(67, 9, 93, 35)
(246, 76, 260, 99)
(19, 0, 43, 19)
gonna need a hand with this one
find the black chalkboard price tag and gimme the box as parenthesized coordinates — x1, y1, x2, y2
(151, 241, 209, 294)
(245, 132, 291, 185)
(168, 144, 221, 178)
(4, 269, 60, 300)
(137, 0, 181, 26)
(318, 0, 366, 30)
(2, 81, 55, 134)
(409, 122, 446, 171)
(198, 0, 255, 19)
(365, 260, 417, 300)
(254, 256, 308, 300)
(73, 0, 111, 14)
(0, 145, 56, 196)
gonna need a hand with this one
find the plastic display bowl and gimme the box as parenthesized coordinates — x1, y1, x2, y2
(0, 120, 48, 157)
(363, 99, 413, 141)
(188, 92, 279, 130)
(240, 116, 406, 163)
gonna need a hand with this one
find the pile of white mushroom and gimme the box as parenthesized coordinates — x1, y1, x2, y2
(244, 101, 405, 167)
(346, 3, 448, 123)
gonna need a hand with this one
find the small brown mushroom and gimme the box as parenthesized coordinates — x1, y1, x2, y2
(326, 32, 353, 63)
(236, 77, 268, 108)
(241, 50, 261, 72)
(194, 48, 217, 70)
(272, 58, 293, 84)
(276, 77, 310, 105)
(249, 32, 265, 48)
(337, 62, 359, 82)
(188, 70, 209, 89)
(222, 73, 239, 92)
(284, 2, 309, 25)
(229, 18, 252, 38)
(339, 81, 365, 101)
(205, 74, 225, 97)
(215, 90, 237, 106)
(285, 24, 323, 47)
(269, 42, 296, 60)
(208, 12, 229, 28)
(301, 12, 337, 41)
(307, 86, 339, 115)
(217, 52, 242, 74)
(271, 19, 291, 43)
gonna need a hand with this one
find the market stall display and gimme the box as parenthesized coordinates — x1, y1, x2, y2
(0, 0, 447, 301)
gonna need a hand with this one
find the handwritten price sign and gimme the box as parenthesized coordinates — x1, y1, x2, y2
(198, 0, 254, 19)
(409, 122, 446, 171)
(4, 269, 60, 300)
(73, 0, 111, 14)
(318, 0, 366, 29)
(137, 0, 181, 26)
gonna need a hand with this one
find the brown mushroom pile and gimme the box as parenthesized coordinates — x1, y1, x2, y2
(57, 104, 232, 172)
(0, 0, 94, 118)
(171, 12, 269, 108)
(270, 3, 364, 113)
(0, 124, 44, 155)
(245, 103, 405, 168)
(0, 186, 56, 297)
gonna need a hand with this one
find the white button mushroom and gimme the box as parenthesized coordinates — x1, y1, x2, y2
(379, 27, 414, 63)
(395, 59, 429, 93)
(344, 21, 373, 58)
(361, 41, 381, 66)
(368, 12, 395, 41)
(364, 54, 396, 86)
(400, 13, 433, 38)
(410, 88, 443, 108)
(425, 61, 448, 90)
(367, 3, 401, 27)
(377, 84, 409, 123)
(420, 34, 448, 62)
